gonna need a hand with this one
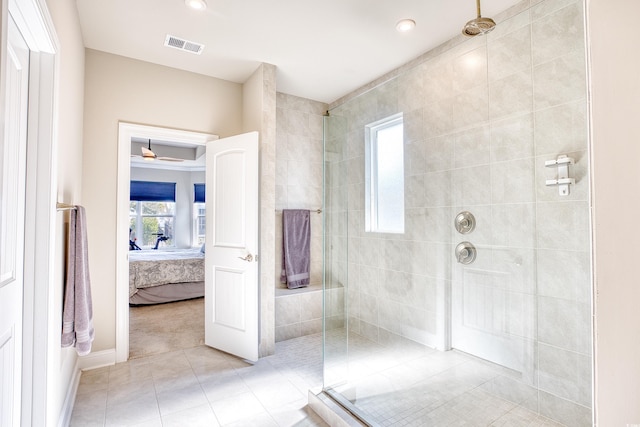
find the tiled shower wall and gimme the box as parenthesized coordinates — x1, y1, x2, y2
(274, 93, 330, 341)
(326, 0, 591, 424)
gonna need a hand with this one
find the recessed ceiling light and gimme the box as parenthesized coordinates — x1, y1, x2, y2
(396, 19, 416, 33)
(185, 0, 207, 11)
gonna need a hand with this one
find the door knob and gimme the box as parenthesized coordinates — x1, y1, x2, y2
(238, 254, 253, 262)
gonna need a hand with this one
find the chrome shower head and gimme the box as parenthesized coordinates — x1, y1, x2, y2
(462, 0, 496, 36)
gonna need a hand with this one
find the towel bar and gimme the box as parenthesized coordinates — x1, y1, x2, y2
(276, 208, 322, 214)
(56, 202, 77, 211)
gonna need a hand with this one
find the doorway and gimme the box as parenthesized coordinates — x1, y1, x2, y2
(128, 136, 209, 358)
(116, 123, 217, 362)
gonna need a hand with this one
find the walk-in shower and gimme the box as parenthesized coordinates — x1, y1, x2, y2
(322, 0, 592, 425)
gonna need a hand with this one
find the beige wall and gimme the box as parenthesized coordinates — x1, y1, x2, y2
(589, 0, 640, 424)
(242, 63, 278, 356)
(82, 50, 243, 351)
(45, 0, 85, 423)
(243, 68, 262, 132)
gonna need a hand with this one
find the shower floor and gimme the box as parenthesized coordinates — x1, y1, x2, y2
(324, 329, 565, 427)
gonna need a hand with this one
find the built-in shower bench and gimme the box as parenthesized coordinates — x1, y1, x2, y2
(275, 284, 323, 342)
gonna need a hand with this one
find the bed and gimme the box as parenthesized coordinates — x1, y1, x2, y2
(129, 248, 204, 305)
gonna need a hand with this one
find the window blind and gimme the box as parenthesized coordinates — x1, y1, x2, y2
(194, 183, 205, 203)
(130, 180, 176, 202)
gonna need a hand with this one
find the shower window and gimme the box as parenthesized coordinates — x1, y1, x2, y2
(365, 113, 404, 233)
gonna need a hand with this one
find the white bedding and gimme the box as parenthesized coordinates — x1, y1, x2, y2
(129, 248, 204, 299)
(128, 248, 203, 262)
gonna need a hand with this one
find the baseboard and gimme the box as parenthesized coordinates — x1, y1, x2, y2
(57, 357, 80, 427)
(57, 349, 116, 426)
(78, 348, 117, 371)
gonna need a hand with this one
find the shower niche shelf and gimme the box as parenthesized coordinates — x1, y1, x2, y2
(545, 154, 575, 196)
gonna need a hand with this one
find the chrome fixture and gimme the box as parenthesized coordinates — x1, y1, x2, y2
(454, 211, 476, 234)
(455, 242, 477, 265)
(238, 253, 254, 262)
(462, 0, 496, 36)
(545, 154, 575, 196)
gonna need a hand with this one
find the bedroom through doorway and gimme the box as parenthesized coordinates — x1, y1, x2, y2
(117, 123, 217, 361)
(129, 298, 204, 359)
(128, 134, 208, 359)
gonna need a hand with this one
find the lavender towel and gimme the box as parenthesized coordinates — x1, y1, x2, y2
(61, 206, 95, 356)
(280, 209, 310, 289)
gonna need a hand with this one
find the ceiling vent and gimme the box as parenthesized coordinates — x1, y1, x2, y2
(164, 34, 205, 55)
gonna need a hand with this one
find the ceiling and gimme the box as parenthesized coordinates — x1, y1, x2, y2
(130, 137, 206, 170)
(75, 0, 521, 104)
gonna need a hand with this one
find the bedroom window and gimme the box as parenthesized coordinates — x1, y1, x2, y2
(193, 183, 205, 246)
(130, 180, 177, 249)
(129, 202, 176, 248)
(194, 203, 206, 245)
(365, 113, 405, 234)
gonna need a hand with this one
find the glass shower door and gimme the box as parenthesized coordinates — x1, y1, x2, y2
(322, 111, 350, 395)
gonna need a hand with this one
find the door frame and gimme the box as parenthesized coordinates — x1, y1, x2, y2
(1, 0, 58, 424)
(115, 122, 217, 362)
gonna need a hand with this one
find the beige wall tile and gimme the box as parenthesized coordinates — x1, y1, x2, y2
(532, 2, 584, 65)
(490, 113, 534, 162)
(533, 49, 586, 109)
(488, 24, 532, 82)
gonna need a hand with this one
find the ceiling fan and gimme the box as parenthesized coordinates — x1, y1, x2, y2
(132, 139, 184, 162)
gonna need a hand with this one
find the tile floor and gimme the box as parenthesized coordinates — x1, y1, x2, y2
(324, 332, 566, 427)
(72, 327, 569, 427)
(70, 334, 328, 426)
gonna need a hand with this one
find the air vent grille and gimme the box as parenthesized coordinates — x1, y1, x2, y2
(164, 34, 204, 55)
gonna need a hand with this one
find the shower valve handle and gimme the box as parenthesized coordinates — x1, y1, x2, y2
(458, 248, 469, 263)
(455, 242, 477, 265)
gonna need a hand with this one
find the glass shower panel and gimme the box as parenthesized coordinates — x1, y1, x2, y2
(323, 112, 350, 391)
(322, 0, 591, 425)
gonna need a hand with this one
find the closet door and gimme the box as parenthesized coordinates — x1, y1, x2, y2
(0, 14, 30, 427)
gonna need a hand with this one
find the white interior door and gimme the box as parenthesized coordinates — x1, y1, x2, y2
(204, 131, 259, 362)
(0, 15, 30, 427)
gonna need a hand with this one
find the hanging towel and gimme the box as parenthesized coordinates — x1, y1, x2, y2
(281, 209, 311, 289)
(61, 206, 95, 356)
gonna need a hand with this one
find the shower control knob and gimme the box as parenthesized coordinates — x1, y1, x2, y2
(455, 242, 477, 265)
(454, 211, 476, 234)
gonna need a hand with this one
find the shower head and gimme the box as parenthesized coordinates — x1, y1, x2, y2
(462, 0, 496, 36)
